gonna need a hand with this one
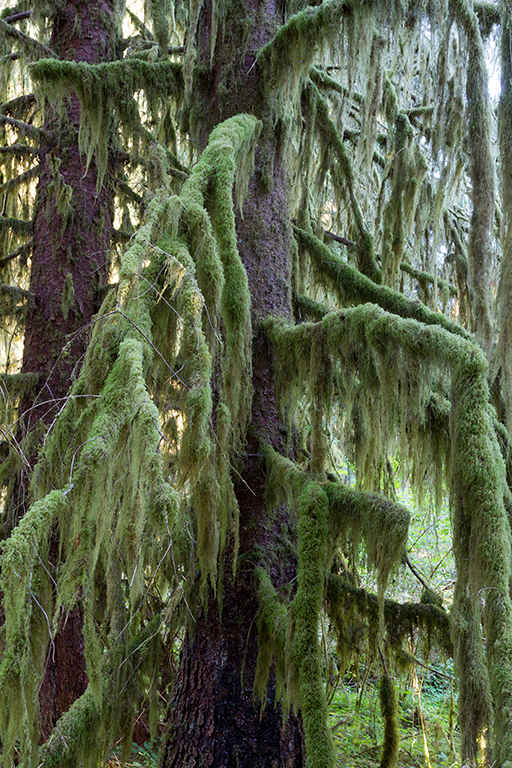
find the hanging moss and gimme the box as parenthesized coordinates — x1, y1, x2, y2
(325, 575, 453, 670)
(453, 0, 495, 357)
(310, 82, 382, 283)
(266, 298, 512, 763)
(380, 113, 427, 289)
(325, 480, 409, 617)
(28, 58, 183, 184)
(253, 566, 289, 707)
(400, 262, 458, 307)
(294, 226, 471, 340)
(493, 12, 512, 435)
(259, 0, 348, 111)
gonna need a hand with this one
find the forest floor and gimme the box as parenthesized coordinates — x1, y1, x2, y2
(329, 671, 458, 768)
(112, 672, 459, 768)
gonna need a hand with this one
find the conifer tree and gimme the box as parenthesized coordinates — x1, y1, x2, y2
(1, 1, 512, 767)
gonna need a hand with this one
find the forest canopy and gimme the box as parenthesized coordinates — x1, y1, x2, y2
(0, 0, 511, 766)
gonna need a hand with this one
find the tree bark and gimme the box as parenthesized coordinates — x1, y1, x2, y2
(163, 0, 305, 764)
(10, 0, 117, 740)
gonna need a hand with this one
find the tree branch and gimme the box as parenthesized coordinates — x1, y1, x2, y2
(0, 165, 39, 195)
(0, 143, 39, 157)
(0, 242, 32, 267)
(0, 113, 53, 143)
(0, 17, 58, 60)
(2, 11, 32, 24)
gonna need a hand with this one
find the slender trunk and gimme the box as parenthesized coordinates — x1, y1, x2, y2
(163, 1, 305, 763)
(12, 0, 117, 739)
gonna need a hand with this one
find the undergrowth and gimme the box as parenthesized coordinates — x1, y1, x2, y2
(329, 670, 458, 768)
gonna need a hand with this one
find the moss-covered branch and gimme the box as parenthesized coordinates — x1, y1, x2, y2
(259, 0, 349, 106)
(0, 142, 38, 157)
(400, 262, 457, 297)
(325, 575, 453, 661)
(0, 17, 58, 60)
(294, 226, 471, 340)
(266, 301, 512, 764)
(29, 58, 183, 182)
(0, 112, 52, 143)
(0, 216, 32, 235)
(0, 165, 39, 195)
(37, 689, 100, 768)
(291, 481, 336, 768)
(325, 481, 409, 612)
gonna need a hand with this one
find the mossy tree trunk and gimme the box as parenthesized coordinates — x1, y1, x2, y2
(162, 0, 305, 764)
(12, 0, 117, 741)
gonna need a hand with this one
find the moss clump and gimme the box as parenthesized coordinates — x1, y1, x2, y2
(254, 566, 288, 707)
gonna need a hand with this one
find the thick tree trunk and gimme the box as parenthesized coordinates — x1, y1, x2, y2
(18, 0, 116, 451)
(11, 0, 117, 739)
(163, 1, 304, 763)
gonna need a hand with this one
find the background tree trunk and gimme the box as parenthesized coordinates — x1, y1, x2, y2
(12, 0, 117, 739)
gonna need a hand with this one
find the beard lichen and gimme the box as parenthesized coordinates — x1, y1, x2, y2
(0, 112, 262, 764)
(265, 296, 512, 764)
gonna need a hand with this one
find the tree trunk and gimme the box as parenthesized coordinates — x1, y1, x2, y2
(163, 0, 305, 763)
(11, 0, 117, 740)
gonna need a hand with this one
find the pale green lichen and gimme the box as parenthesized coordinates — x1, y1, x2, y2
(28, 58, 183, 185)
(266, 300, 512, 765)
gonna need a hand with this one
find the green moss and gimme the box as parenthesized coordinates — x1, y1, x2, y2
(291, 481, 335, 768)
(29, 58, 183, 184)
(455, 0, 495, 357)
(294, 226, 470, 340)
(258, 2, 346, 116)
(326, 481, 409, 618)
(325, 575, 453, 669)
(379, 674, 399, 768)
(254, 566, 289, 707)
(38, 689, 99, 768)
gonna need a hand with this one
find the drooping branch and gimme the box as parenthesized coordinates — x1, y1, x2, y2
(0, 17, 58, 60)
(0, 112, 52, 143)
(266, 301, 512, 763)
(29, 58, 183, 182)
(259, 0, 349, 106)
(294, 226, 471, 340)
